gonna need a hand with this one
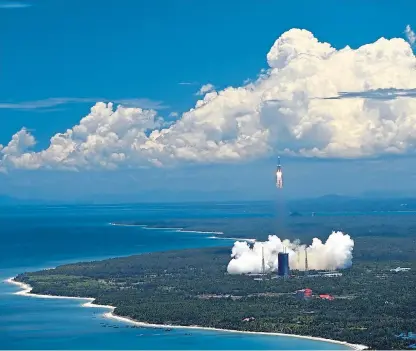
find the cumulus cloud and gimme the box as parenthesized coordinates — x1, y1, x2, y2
(404, 25, 416, 46)
(196, 83, 215, 96)
(2, 28, 416, 171)
(227, 231, 354, 274)
(1, 103, 164, 171)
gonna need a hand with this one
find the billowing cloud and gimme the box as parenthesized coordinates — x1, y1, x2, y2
(405, 25, 416, 45)
(2, 28, 416, 171)
(227, 231, 354, 274)
(196, 83, 215, 96)
(1, 104, 165, 171)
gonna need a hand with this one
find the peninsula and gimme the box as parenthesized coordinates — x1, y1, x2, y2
(12, 246, 415, 350)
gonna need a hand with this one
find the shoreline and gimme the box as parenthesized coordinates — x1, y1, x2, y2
(108, 223, 256, 243)
(108, 222, 224, 235)
(5, 276, 367, 350)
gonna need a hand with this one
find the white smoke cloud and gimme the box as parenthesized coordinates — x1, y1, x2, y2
(405, 25, 416, 46)
(227, 231, 354, 274)
(2, 28, 416, 171)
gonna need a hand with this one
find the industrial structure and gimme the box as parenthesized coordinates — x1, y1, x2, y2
(319, 294, 334, 300)
(293, 289, 335, 301)
(276, 156, 283, 188)
(277, 248, 290, 277)
(261, 245, 266, 275)
(390, 267, 411, 272)
(305, 247, 309, 276)
(295, 288, 312, 300)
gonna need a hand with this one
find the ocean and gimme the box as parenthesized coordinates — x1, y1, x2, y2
(0, 203, 350, 350)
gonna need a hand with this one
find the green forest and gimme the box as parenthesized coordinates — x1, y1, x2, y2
(16, 239, 416, 350)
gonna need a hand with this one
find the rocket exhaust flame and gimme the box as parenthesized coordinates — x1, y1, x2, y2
(276, 156, 283, 188)
(276, 170, 283, 188)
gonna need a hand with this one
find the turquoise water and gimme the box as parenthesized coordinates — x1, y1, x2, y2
(0, 204, 350, 349)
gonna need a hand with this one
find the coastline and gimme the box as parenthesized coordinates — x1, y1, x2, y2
(108, 222, 224, 235)
(108, 222, 256, 242)
(5, 276, 367, 351)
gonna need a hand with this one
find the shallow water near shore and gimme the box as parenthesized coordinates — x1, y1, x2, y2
(0, 204, 351, 350)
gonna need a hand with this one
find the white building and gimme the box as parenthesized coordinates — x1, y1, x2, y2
(390, 267, 411, 272)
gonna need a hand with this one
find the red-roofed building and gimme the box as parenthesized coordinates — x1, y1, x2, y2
(295, 288, 313, 299)
(319, 294, 334, 300)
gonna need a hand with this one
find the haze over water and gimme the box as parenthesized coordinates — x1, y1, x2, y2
(0, 203, 350, 350)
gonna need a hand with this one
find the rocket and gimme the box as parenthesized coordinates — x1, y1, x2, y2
(276, 156, 283, 188)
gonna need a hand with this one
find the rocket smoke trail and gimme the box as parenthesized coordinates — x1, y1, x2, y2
(274, 156, 286, 236)
(227, 231, 354, 274)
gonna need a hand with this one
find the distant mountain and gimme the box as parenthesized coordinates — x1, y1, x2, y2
(2, 192, 416, 209)
(288, 194, 416, 212)
(361, 190, 416, 198)
(72, 189, 265, 204)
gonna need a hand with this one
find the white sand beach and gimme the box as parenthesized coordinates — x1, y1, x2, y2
(5, 276, 367, 350)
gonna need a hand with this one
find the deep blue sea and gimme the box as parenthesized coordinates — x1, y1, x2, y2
(0, 204, 350, 350)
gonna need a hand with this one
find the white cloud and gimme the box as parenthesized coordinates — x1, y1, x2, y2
(404, 25, 416, 46)
(1, 103, 163, 171)
(195, 83, 215, 96)
(0, 97, 167, 111)
(2, 28, 416, 171)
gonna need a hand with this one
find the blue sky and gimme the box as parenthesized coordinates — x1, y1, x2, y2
(1, 0, 416, 202)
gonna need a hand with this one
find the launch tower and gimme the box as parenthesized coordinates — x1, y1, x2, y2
(277, 248, 290, 277)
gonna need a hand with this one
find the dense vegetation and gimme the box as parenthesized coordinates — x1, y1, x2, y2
(13, 200, 416, 350)
(16, 243, 416, 350)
